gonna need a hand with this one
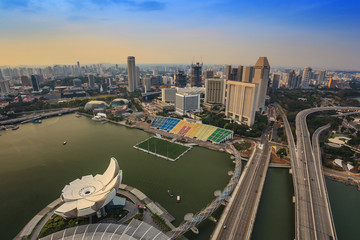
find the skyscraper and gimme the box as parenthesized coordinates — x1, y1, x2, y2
(136, 66, 140, 89)
(252, 57, 270, 111)
(88, 74, 95, 89)
(174, 70, 187, 88)
(205, 77, 226, 104)
(127, 56, 136, 92)
(236, 65, 243, 82)
(77, 61, 80, 68)
(242, 66, 254, 83)
(73, 78, 82, 88)
(190, 62, 202, 87)
(21, 76, 31, 86)
(0, 80, 10, 96)
(226, 65, 243, 81)
(31, 75, 40, 92)
(318, 70, 326, 85)
(287, 70, 297, 89)
(205, 70, 214, 79)
(272, 74, 280, 89)
(225, 81, 258, 126)
(301, 67, 312, 88)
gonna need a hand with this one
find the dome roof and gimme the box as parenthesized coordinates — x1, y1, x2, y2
(84, 100, 108, 111)
(110, 98, 129, 108)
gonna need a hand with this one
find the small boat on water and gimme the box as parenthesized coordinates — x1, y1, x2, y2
(33, 119, 42, 124)
(75, 114, 81, 118)
(167, 190, 174, 197)
(12, 126, 19, 130)
(176, 195, 181, 203)
(63, 141, 67, 145)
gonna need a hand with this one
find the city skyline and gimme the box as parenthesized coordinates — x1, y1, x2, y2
(0, 0, 359, 69)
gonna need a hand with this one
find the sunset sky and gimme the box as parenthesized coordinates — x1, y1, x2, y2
(0, 0, 359, 69)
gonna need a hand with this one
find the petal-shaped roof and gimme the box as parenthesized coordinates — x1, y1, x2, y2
(55, 158, 122, 218)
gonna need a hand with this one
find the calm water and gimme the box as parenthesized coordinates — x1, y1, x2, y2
(0, 114, 232, 239)
(0, 114, 358, 240)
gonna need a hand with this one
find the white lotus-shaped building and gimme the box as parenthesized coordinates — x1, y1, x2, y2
(55, 157, 122, 218)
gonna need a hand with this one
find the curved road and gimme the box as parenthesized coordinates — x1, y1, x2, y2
(279, 105, 360, 240)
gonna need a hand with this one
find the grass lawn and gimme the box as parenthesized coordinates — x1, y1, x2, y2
(136, 137, 190, 160)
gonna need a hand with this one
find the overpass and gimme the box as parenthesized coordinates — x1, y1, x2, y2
(211, 132, 271, 240)
(278, 105, 360, 240)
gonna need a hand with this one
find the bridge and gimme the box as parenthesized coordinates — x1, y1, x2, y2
(167, 144, 243, 239)
(278, 105, 360, 240)
(210, 131, 271, 240)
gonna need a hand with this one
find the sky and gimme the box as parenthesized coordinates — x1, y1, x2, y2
(0, 0, 359, 70)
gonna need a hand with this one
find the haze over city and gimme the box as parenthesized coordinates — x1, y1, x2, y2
(1, 0, 360, 69)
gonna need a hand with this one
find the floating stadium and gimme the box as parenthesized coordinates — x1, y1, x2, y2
(150, 116, 233, 143)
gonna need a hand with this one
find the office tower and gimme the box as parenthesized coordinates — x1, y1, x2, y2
(127, 56, 136, 92)
(272, 74, 280, 89)
(287, 70, 297, 89)
(31, 75, 40, 91)
(73, 78, 82, 88)
(295, 75, 302, 89)
(226, 65, 243, 81)
(225, 81, 258, 126)
(175, 93, 200, 115)
(205, 70, 214, 79)
(153, 68, 158, 76)
(328, 78, 337, 88)
(242, 66, 254, 83)
(226, 65, 232, 80)
(252, 57, 270, 111)
(21, 76, 31, 86)
(143, 74, 152, 91)
(236, 65, 243, 82)
(205, 77, 226, 104)
(301, 67, 312, 88)
(88, 74, 95, 89)
(174, 70, 187, 87)
(318, 70, 326, 85)
(162, 88, 177, 103)
(0, 80, 10, 96)
(77, 61, 80, 68)
(0, 69, 4, 80)
(190, 62, 202, 87)
(136, 66, 140, 88)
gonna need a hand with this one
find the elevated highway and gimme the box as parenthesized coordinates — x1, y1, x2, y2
(211, 132, 271, 240)
(278, 105, 360, 240)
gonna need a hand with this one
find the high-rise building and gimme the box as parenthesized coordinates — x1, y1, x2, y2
(225, 81, 258, 126)
(318, 70, 326, 85)
(301, 67, 312, 88)
(205, 70, 214, 79)
(31, 75, 40, 92)
(226, 65, 243, 81)
(136, 66, 140, 89)
(77, 61, 80, 68)
(252, 57, 270, 111)
(143, 75, 152, 92)
(287, 70, 297, 89)
(161, 88, 177, 103)
(0, 69, 4, 80)
(242, 66, 254, 83)
(272, 74, 280, 89)
(236, 65, 243, 82)
(153, 68, 158, 76)
(205, 77, 226, 104)
(175, 93, 200, 115)
(21, 76, 32, 86)
(190, 62, 202, 87)
(174, 70, 187, 88)
(88, 74, 95, 89)
(127, 56, 136, 92)
(328, 78, 337, 88)
(0, 80, 11, 96)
